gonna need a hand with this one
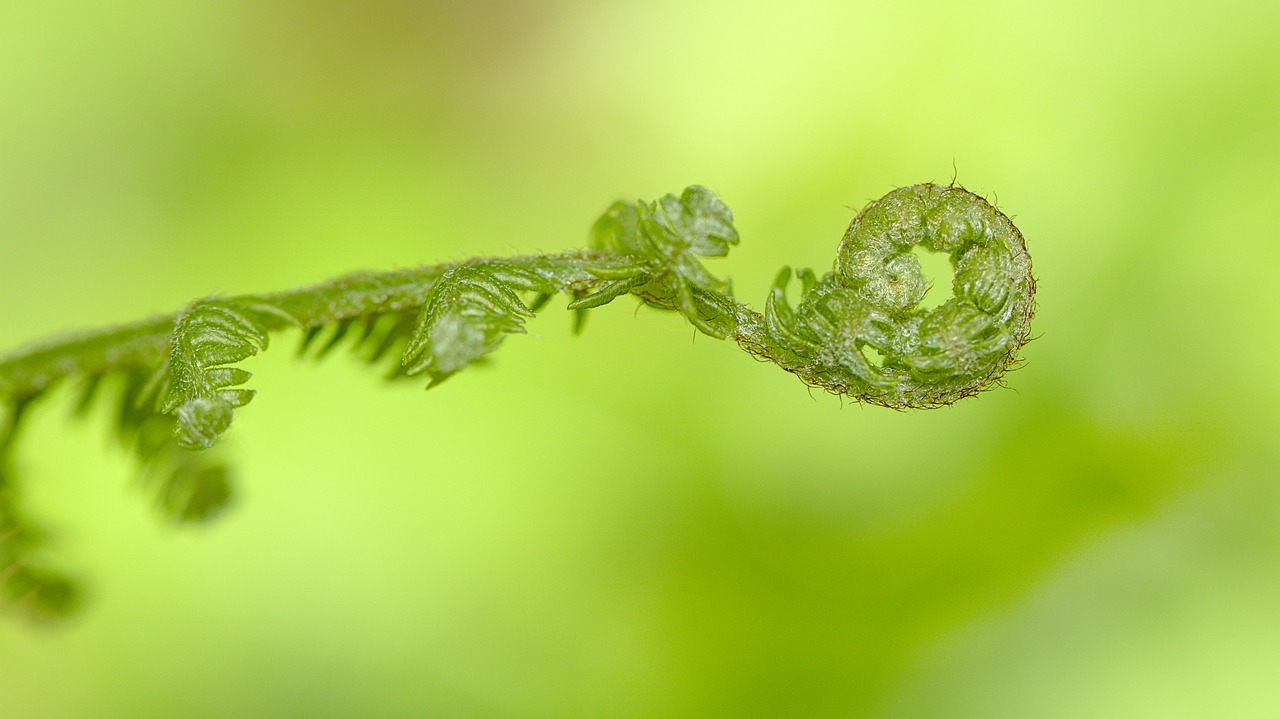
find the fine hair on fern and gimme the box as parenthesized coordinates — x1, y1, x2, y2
(0, 182, 1036, 620)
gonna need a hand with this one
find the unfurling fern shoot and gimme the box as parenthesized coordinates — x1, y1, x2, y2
(0, 182, 1035, 619)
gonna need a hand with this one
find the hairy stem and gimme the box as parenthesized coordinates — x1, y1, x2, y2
(0, 252, 639, 403)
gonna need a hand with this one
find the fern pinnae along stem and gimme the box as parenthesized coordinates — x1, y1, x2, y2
(0, 252, 639, 401)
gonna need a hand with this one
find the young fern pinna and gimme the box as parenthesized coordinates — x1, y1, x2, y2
(0, 183, 1035, 619)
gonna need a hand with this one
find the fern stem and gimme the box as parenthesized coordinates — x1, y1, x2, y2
(0, 318, 173, 403)
(0, 252, 639, 404)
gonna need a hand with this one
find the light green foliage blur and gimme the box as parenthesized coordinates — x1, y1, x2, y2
(1, 0, 1278, 717)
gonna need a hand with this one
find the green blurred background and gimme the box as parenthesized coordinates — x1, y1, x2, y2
(2, 0, 1278, 717)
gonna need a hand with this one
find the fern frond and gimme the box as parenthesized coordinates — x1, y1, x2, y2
(162, 298, 297, 450)
(589, 185, 740, 338)
(0, 182, 1036, 620)
(401, 265, 535, 385)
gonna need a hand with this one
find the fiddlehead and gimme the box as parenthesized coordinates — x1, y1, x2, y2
(0, 181, 1034, 620)
(756, 184, 1036, 407)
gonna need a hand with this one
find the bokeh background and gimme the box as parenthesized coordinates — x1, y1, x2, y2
(2, 1, 1278, 717)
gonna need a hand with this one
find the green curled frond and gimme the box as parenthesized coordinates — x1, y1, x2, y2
(757, 184, 1036, 407)
(0, 179, 1035, 621)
